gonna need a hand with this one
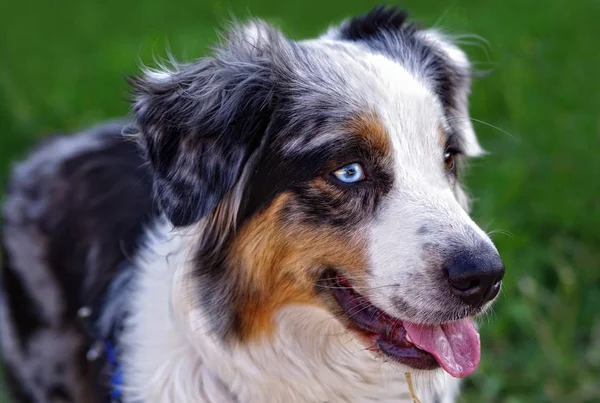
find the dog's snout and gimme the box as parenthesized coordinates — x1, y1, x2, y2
(446, 244, 504, 307)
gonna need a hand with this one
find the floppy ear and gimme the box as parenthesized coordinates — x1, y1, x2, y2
(327, 6, 484, 157)
(131, 22, 288, 227)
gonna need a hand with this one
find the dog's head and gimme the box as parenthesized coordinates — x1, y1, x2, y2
(132, 6, 503, 379)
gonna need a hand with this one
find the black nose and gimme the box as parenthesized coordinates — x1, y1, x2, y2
(446, 244, 504, 307)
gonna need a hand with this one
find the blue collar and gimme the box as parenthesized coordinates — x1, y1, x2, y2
(104, 341, 124, 401)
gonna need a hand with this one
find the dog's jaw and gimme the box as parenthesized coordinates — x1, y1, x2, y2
(119, 222, 461, 403)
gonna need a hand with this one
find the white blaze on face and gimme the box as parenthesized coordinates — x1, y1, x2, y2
(340, 51, 497, 322)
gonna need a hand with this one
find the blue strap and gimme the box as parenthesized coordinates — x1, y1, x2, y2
(92, 264, 135, 402)
(104, 341, 123, 401)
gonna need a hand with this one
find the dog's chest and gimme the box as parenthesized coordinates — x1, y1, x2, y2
(118, 231, 459, 403)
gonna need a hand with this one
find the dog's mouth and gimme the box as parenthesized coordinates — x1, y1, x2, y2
(326, 273, 481, 378)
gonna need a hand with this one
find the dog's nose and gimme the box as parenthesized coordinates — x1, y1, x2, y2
(446, 244, 504, 307)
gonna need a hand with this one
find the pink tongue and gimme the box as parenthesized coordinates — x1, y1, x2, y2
(404, 318, 480, 378)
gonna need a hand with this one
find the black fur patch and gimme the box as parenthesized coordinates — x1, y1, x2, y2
(47, 384, 71, 400)
(245, 135, 393, 227)
(339, 5, 411, 40)
(1, 243, 47, 348)
(44, 132, 156, 317)
(3, 365, 35, 403)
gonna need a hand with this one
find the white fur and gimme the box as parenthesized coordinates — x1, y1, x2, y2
(143, 68, 174, 83)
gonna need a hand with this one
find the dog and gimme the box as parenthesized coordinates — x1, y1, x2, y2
(0, 6, 504, 403)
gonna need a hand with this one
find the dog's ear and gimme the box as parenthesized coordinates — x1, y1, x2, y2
(131, 22, 289, 227)
(416, 29, 484, 157)
(327, 6, 483, 157)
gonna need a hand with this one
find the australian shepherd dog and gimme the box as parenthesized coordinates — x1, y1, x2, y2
(0, 6, 504, 403)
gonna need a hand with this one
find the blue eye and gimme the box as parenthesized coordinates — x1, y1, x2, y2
(332, 163, 365, 184)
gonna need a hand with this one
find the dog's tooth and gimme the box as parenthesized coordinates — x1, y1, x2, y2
(406, 334, 413, 343)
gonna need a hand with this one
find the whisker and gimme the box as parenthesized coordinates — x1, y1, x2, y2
(315, 283, 400, 292)
(446, 115, 519, 142)
(432, 9, 450, 29)
(469, 118, 520, 141)
(451, 34, 493, 60)
(487, 228, 515, 239)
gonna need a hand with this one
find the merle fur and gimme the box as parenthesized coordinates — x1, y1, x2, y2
(129, 26, 290, 227)
(1, 124, 156, 402)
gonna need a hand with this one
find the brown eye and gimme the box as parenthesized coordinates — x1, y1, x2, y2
(444, 151, 456, 172)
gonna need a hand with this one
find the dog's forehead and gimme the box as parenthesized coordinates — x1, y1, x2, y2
(286, 38, 446, 163)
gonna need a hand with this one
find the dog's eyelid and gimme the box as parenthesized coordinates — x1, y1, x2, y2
(444, 137, 463, 156)
(444, 146, 462, 156)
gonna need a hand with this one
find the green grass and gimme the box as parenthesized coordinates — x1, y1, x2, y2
(1, 0, 599, 402)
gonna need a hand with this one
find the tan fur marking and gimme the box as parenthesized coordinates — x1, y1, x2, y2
(348, 113, 392, 157)
(438, 126, 447, 148)
(227, 193, 369, 341)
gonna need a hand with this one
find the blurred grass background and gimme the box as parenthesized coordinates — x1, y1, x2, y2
(1, 0, 599, 402)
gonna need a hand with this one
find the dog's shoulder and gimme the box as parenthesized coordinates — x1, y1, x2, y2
(1, 121, 156, 402)
(2, 121, 156, 312)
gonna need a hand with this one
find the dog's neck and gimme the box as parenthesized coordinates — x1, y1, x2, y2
(119, 222, 460, 403)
